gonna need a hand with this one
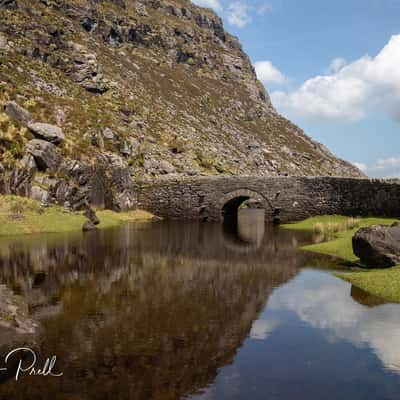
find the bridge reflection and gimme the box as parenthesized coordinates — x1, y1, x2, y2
(0, 219, 315, 399)
(223, 209, 265, 251)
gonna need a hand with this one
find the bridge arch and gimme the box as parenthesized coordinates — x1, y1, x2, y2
(219, 189, 272, 219)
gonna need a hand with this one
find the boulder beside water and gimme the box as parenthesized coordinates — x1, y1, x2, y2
(352, 223, 400, 268)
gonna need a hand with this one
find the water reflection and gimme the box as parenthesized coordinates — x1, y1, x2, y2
(267, 270, 400, 375)
(0, 214, 312, 399)
(223, 209, 265, 250)
(0, 212, 399, 399)
(190, 270, 400, 400)
(351, 285, 388, 308)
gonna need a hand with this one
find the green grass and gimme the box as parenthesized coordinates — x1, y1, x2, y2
(282, 215, 352, 232)
(336, 267, 400, 304)
(282, 215, 400, 303)
(0, 195, 155, 236)
(283, 215, 398, 262)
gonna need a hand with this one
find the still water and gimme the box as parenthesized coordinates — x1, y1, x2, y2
(0, 210, 399, 399)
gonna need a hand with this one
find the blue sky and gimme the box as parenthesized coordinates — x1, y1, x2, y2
(193, 0, 400, 177)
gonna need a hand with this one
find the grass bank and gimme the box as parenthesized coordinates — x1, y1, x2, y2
(282, 215, 400, 303)
(0, 195, 156, 236)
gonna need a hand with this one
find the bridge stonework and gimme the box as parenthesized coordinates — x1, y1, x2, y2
(135, 177, 400, 223)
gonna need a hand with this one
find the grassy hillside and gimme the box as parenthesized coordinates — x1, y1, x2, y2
(0, 0, 362, 179)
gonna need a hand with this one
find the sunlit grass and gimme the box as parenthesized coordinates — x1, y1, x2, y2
(0, 195, 156, 236)
(282, 215, 400, 303)
(283, 215, 398, 262)
(313, 217, 361, 235)
(336, 267, 400, 303)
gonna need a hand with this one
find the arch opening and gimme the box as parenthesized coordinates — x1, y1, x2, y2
(221, 193, 266, 247)
(222, 196, 252, 218)
(220, 189, 268, 222)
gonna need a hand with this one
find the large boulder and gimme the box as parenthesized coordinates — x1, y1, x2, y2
(4, 101, 31, 125)
(352, 224, 400, 268)
(28, 122, 65, 145)
(26, 139, 62, 172)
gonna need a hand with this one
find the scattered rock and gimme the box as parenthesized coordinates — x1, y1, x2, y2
(159, 160, 175, 174)
(26, 139, 62, 172)
(119, 140, 131, 156)
(144, 158, 175, 175)
(248, 141, 261, 151)
(114, 189, 135, 211)
(4, 101, 31, 125)
(0, 33, 7, 50)
(28, 122, 65, 145)
(102, 128, 115, 140)
(80, 78, 108, 94)
(129, 137, 140, 154)
(84, 206, 100, 225)
(30, 185, 48, 203)
(0, 0, 18, 10)
(352, 224, 400, 268)
(82, 220, 97, 231)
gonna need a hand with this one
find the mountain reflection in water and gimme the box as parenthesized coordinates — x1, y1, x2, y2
(0, 209, 399, 400)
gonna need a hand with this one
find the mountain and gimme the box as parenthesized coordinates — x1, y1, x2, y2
(0, 0, 363, 209)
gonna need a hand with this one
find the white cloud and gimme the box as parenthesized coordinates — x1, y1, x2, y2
(327, 57, 347, 73)
(193, 1, 272, 29)
(226, 2, 251, 28)
(272, 34, 400, 121)
(192, 0, 223, 12)
(356, 157, 400, 178)
(249, 319, 279, 340)
(375, 157, 400, 171)
(269, 270, 400, 374)
(255, 3, 272, 16)
(254, 60, 286, 84)
(352, 162, 368, 173)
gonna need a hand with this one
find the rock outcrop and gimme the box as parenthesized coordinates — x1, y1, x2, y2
(0, 0, 364, 210)
(352, 224, 400, 268)
(26, 139, 62, 172)
(28, 122, 65, 145)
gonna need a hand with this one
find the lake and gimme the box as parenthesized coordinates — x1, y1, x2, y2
(0, 209, 399, 399)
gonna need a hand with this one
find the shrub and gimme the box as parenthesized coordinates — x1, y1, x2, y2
(7, 197, 42, 219)
(23, 98, 37, 109)
(196, 151, 213, 169)
(9, 200, 25, 219)
(313, 217, 361, 237)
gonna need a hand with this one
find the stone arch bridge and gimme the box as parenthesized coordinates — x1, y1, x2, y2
(135, 176, 400, 224)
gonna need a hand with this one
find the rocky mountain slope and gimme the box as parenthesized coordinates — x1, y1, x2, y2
(0, 0, 363, 210)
